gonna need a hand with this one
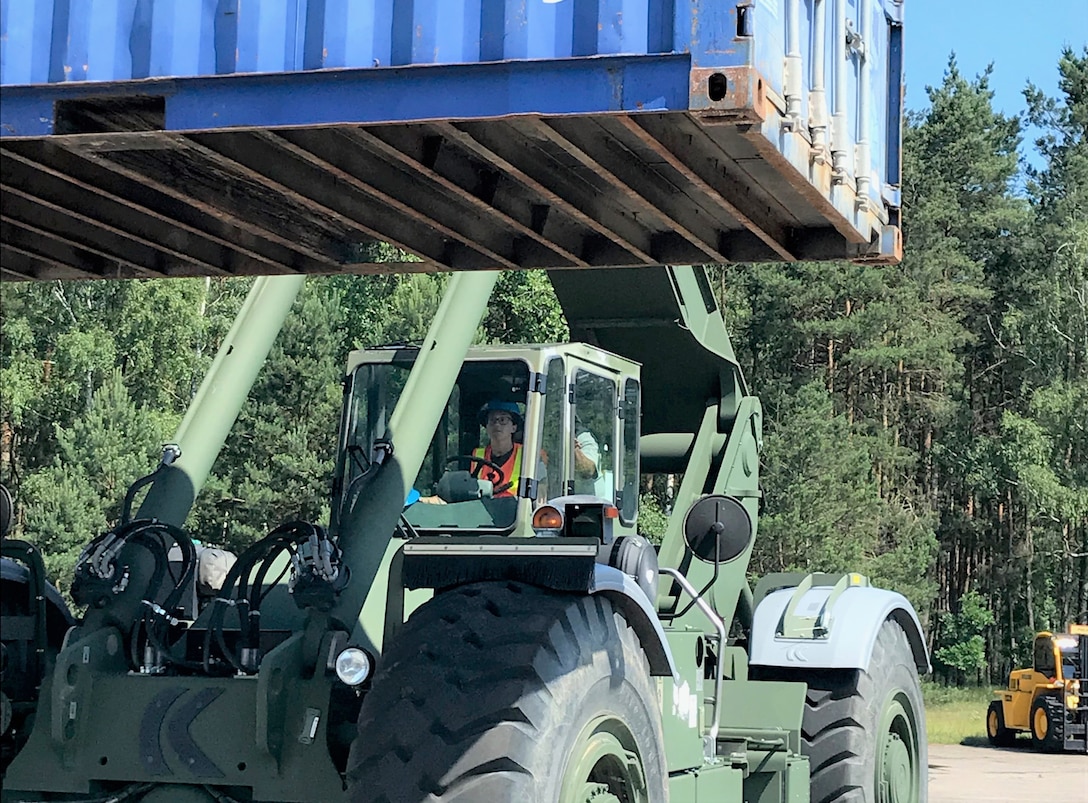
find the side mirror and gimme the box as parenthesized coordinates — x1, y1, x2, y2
(682, 494, 752, 564)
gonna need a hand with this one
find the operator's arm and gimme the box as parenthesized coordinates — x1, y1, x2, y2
(574, 432, 599, 478)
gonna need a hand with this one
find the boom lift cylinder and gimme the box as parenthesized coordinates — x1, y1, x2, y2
(80, 275, 304, 636)
(333, 270, 500, 649)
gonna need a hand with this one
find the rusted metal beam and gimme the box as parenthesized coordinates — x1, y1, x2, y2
(522, 117, 726, 264)
(9, 138, 315, 275)
(1, 216, 159, 279)
(86, 134, 437, 270)
(261, 128, 517, 270)
(711, 121, 868, 245)
(1, 242, 99, 280)
(1, 266, 35, 282)
(352, 126, 588, 268)
(336, 260, 445, 275)
(430, 121, 640, 266)
(169, 134, 386, 267)
(1, 191, 186, 277)
(548, 117, 733, 264)
(619, 115, 799, 261)
(0, 161, 239, 277)
(452, 119, 658, 265)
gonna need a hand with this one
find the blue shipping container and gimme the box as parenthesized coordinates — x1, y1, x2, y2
(0, 0, 905, 279)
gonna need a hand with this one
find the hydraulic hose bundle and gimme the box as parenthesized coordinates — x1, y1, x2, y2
(203, 521, 347, 675)
(71, 518, 198, 672)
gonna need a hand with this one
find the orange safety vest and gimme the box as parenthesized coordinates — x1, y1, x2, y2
(472, 444, 523, 497)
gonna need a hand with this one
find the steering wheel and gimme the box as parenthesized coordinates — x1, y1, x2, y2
(445, 454, 507, 488)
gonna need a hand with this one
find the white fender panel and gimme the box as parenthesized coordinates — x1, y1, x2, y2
(589, 564, 677, 679)
(749, 585, 930, 674)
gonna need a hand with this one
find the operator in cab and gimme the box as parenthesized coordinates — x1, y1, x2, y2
(472, 400, 523, 497)
(418, 399, 524, 505)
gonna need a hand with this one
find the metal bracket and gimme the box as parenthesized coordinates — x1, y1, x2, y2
(660, 567, 725, 762)
(518, 476, 539, 499)
(778, 572, 870, 638)
(845, 20, 866, 59)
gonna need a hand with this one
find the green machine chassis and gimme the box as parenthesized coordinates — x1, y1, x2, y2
(3, 266, 928, 803)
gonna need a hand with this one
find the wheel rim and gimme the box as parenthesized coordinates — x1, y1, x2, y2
(560, 715, 648, 803)
(987, 709, 998, 737)
(1034, 706, 1048, 739)
(877, 695, 920, 803)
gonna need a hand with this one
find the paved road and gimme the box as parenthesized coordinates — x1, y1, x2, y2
(929, 742, 1087, 802)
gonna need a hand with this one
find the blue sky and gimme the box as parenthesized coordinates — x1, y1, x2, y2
(904, 0, 1087, 118)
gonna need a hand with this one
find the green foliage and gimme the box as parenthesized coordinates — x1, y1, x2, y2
(483, 271, 568, 344)
(332, 273, 397, 349)
(752, 382, 882, 575)
(865, 493, 940, 619)
(0, 315, 41, 429)
(934, 590, 995, 678)
(716, 54, 1080, 657)
(381, 274, 450, 344)
(935, 638, 986, 678)
(18, 370, 168, 594)
(637, 491, 669, 546)
(20, 465, 104, 597)
(193, 283, 346, 550)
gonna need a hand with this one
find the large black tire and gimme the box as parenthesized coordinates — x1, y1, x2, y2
(1030, 694, 1065, 753)
(346, 581, 667, 803)
(756, 619, 927, 803)
(985, 700, 1016, 747)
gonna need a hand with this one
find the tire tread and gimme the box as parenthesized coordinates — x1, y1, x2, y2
(753, 619, 927, 803)
(346, 582, 664, 802)
(1031, 694, 1065, 753)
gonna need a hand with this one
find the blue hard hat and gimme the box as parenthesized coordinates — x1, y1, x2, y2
(478, 400, 522, 427)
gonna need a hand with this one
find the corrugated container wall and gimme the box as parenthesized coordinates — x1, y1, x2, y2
(0, 0, 905, 277)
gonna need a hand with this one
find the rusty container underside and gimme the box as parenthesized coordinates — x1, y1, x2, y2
(1, 56, 900, 281)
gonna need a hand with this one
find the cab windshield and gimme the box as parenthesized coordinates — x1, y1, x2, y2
(339, 354, 531, 531)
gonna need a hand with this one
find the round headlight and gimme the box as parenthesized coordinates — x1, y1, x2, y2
(335, 647, 373, 686)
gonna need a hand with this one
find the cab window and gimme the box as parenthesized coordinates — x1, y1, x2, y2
(339, 356, 531, 531)
(538, 357, 566, 503)
(1034, 636, 1056, 676)
(572, 370, 615, 500)
(1057, 635, 1081, 680)
(619, 379, 640, 523)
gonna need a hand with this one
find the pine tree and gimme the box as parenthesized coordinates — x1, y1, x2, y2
(192, 282, 346, 550)
(19, 370, 167, 593)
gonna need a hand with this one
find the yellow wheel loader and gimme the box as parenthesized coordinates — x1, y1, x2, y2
(987, 628, 1088, 753)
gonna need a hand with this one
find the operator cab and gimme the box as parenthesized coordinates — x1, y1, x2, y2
(1034, 631, 1085, 682)
(334, 343, 642, 537)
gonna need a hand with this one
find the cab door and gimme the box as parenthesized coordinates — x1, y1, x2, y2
(567, 361, 618, 502)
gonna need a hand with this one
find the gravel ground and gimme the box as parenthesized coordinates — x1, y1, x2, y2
(928, 742, 1087, 802)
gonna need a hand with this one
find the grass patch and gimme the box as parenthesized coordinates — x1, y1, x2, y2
(922, 682, 994, 745)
